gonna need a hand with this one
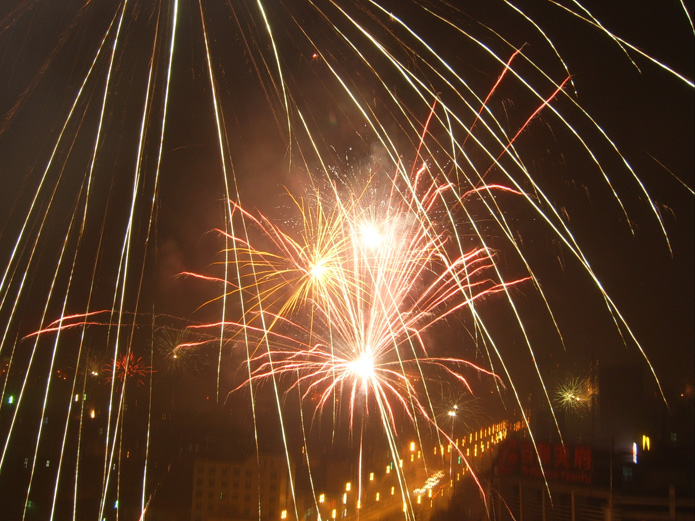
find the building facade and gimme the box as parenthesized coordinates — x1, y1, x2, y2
(192, 453, 294, 521)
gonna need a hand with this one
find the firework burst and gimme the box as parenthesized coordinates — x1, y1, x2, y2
(555, 376, 596, 415)
(104, 352, 154, 387)
(201, 164, 528, 418)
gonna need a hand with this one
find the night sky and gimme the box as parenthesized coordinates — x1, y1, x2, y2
(0, 0, 692, 519)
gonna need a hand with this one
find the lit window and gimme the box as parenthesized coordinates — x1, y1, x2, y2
(642, 435, 651, 451)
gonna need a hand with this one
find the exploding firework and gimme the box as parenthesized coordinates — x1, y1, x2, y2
(0, 1, 691, 520)
(155, 326, 208, 376)
(555, 376, 595, 415)
(202, 165, 524, 431)
(104, 352, 154, 387)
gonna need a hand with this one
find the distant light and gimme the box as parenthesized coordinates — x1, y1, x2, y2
(369, 472, 374, 481)
(342, 493, 347, 504)
(319, 493, 325, 504)
(114, 500, 119, 510)
(642, 434, 651, 451)
(345, 482, 351, 492)
(90, 409, 96, 419)
(7, 395, 14, 405)
(632, 442, 638, 464)
(281, 510, 287, 519)
(410, 442, 416, 452)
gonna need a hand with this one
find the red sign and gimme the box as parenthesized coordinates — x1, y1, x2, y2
(497, 439, 592, 484)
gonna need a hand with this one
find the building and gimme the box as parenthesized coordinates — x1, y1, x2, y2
(191, 453, 294, 521)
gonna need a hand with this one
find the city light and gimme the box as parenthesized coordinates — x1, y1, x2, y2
(642, 435, 651, 451)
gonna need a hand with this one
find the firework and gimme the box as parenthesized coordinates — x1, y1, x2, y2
(555, 376, 596, 415)
(211, 166, 524, 423)
(155, 327, 208, 376)
(104, 352, 154, 387)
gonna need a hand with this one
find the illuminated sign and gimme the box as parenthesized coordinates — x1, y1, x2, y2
(497, 438, 592, 484)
